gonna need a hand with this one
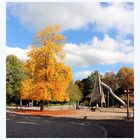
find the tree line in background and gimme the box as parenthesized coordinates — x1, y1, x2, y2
(76, 67, 134, 107)
(6, 25, 134, 109)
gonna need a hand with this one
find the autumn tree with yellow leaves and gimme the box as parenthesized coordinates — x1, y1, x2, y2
(20, 25, 72, 110)
(116, 67, 134, 90)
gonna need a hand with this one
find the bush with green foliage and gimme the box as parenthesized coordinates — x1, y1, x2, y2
(6, 55, 25, 104)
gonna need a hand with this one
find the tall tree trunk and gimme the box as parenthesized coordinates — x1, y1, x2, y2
(40, 100, 45, 111)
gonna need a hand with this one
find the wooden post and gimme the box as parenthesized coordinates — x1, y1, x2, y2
(127, 91, 130, 119)
(101, 102, 103, 108)
(125, 89, 130, 119)
(112, 97, 114, 109)
(108, 91, 109, 108)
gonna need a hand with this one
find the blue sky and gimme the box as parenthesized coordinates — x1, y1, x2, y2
(6, 2, 134, 80)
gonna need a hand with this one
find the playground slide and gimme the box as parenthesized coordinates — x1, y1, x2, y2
(101, 82, 127, 107)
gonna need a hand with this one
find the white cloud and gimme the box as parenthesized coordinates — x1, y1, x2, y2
(64, 34, 133, 67)
(6, 34, 133, 66)
(8, 3, 133, 35)
(76, 70, 93, 79)
(6, 46, 29, 61)
(75, 70, 106, 80)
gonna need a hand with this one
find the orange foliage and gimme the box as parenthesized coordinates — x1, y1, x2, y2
(117, 67, 134, 89)
(20, 25, 72, 101)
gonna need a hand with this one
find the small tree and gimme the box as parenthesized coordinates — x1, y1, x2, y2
(78, 72, 96, 104)
(6, 55, 25, 105)
(67, 81, 82, 108)
(102, 72, 117, 107)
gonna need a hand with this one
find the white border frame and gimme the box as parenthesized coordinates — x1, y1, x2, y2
(1, 0, 139, 140)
